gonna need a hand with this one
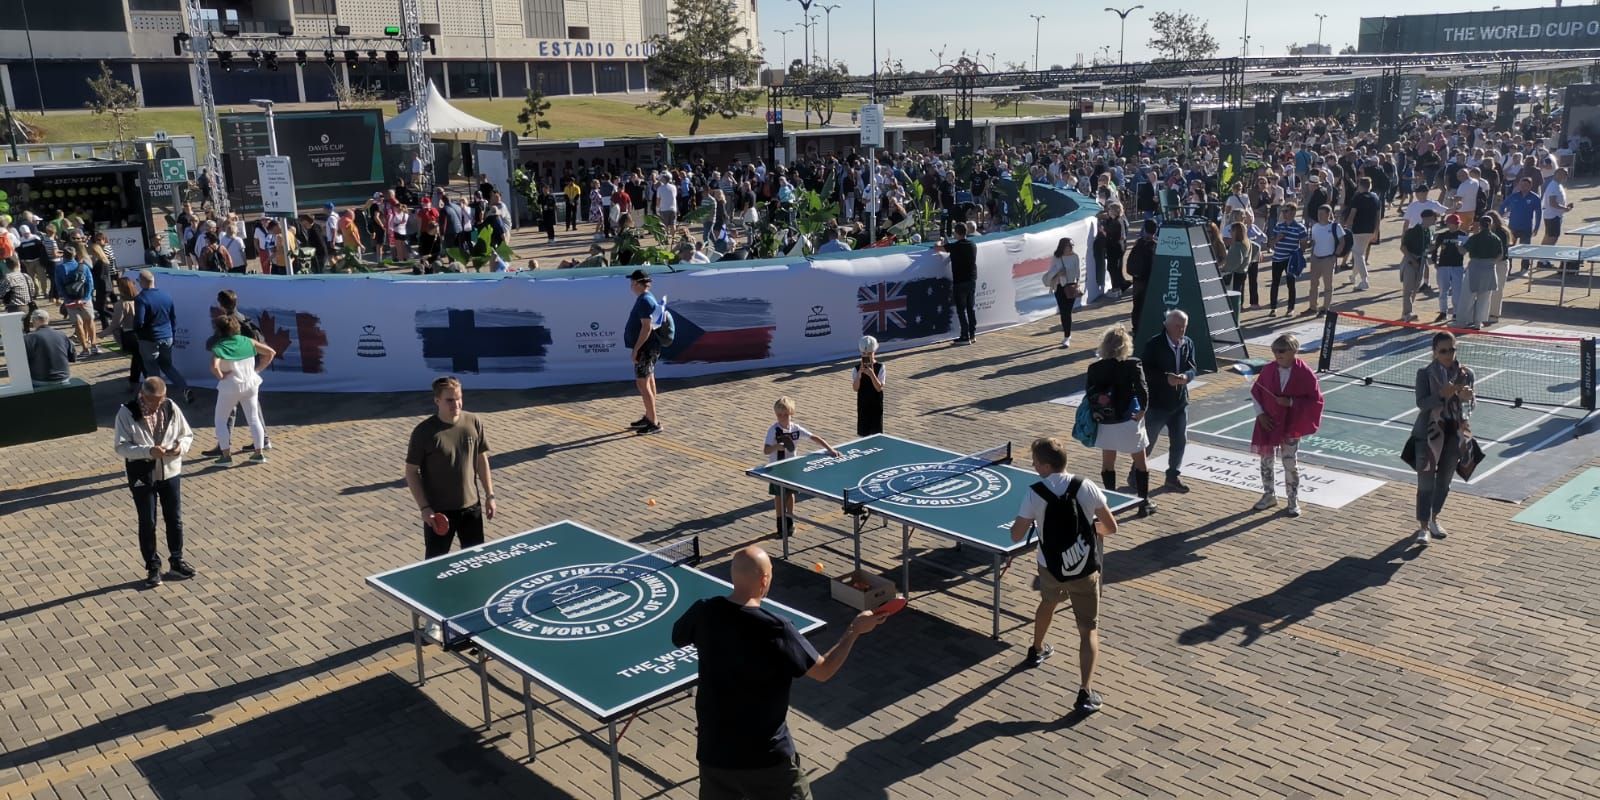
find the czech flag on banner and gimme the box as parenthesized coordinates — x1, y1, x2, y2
(1011, 256, 1056, 316)
(662, 297, 776, 364)
(415, 308, 553, 373)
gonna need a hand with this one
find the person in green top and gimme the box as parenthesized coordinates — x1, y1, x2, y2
(1462, 216, 1507, 330)
(1398, 209, 1437, 323)
(1485, 212, 1514, 325)
(207, 315, 276, 465)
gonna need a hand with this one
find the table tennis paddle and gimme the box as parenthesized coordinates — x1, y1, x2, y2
(873, 597, 907, 618)
(429, 512, 450, 536)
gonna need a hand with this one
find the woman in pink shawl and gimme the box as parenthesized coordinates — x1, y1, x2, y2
(1250, 333, 1325, 517)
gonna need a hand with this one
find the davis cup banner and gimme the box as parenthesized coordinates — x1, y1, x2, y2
(146, 209, 1096, 393)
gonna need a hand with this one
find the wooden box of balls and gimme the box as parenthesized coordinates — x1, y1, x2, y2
(829, 568, 896, 611)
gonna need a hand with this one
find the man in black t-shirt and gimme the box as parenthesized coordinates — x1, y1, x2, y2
(1341, 176, 1383, 292)
(673, 545, 882, 800)
(937, 221, 979, 344)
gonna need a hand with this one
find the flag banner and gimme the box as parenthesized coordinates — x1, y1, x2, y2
(144, 206, 1096, 392)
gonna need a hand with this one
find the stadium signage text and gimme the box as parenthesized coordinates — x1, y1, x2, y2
(536, 40, 659, 60)
(1442, 20, 1600, 43)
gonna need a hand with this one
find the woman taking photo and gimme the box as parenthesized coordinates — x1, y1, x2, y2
(1099, 202, 1128, 297)
(1249, 334, 1324, 517)
(1410, 331, 1477, 544)
(1084, 326, 1155, 516)
(1041, 237, 1081, 349)
(852, 335, 886, 436)
(208, 315, 276, 466)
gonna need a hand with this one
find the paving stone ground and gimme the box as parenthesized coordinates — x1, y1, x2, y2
(2, 184, 1599, 800)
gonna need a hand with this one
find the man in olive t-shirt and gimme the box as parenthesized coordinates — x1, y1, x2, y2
(404, 376, 496, 561)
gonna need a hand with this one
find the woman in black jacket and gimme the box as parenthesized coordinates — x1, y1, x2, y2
(1084, 325, 1154, 516)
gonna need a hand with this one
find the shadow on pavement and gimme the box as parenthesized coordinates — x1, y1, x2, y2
(1177, 536, 1421, 647)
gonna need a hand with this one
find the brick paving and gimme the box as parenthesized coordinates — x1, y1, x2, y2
(2, 184, 1598, 800)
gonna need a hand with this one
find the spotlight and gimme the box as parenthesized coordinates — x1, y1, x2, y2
(368, 50, 379, 63)
(324, 50, 336, 64)
(278, 24, 294, 37)
(384, 25, 401, 36)
(296, 50, 307, 66)
(172, 32, 191, 57)
(385, 51, 400, 71)
(218, 51, 234, 71)
(221, 21, 241, 37)
(344, 50, 359, 63)
(264, 51, 279, 71)
(247, 49, 262, 66)
(334, 24, 351, 36)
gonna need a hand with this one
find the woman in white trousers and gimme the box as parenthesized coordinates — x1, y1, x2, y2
(208, 315, 276, 465)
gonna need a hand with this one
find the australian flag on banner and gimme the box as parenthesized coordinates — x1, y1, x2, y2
(250, 308, 329, 374)
(857, 278, 952, 341)
(415, 308, 553, 373)
(662, 298, 775, 364)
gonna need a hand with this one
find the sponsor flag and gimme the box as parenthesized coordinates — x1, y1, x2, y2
(662, 297, 775, 363)
(415, 308, 553, 373)
(857, 277, 952, 341)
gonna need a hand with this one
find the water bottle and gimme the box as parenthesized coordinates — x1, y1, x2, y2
(1128, 395, 1142, 420)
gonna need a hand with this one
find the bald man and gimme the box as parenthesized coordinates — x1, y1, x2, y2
(671, 545, 882, 800)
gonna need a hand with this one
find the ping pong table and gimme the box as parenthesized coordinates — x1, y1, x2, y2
(747, 434, 1139, 639)
(1506, 243, 1598, 306)
(365, 520, 825, 800)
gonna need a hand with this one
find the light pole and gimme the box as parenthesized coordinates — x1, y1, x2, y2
(799, 14, 819, 67)
(819, 4, 839, 66)
(1240, 0, 1250, 59)
(18, 0, 46, 115)
(1104, 5, 1144, 65)
(1029, 14, 1045, 71)
(1314, 13, 1328, 50)
(773, 27, 792, 70)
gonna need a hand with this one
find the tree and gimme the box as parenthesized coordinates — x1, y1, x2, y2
(641, 0, 764, 135)
(786, 59, 851, 126)
(518, 76, 552, 139)
(85, 61, 139, 159)
(332, 70, 386, 110)
(1147, 11, 1219, 62)
(991, 61, 1031, 114)
(1339, 44, 1358, 55)
(907, 95, 946, 121)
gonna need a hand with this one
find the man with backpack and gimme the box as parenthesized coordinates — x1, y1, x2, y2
(1009, 437, 1117, 713)
(625, 269, 671, 435)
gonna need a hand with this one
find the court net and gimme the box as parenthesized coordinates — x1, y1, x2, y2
(1316, 312, 1597, 410)
(842, 443, 1012, 511)
(439, 535, 700, 652)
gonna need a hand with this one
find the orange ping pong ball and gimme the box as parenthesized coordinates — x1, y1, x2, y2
(813, 561, 825, 572)
(647, 497, 657, 506)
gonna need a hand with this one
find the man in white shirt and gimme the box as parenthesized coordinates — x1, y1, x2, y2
(1541, 167, 1573, 243)
(655, 175, 679, 236)
(218, 227, 246, 272)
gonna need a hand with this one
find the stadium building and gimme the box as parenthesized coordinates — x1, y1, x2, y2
(0, 0, 760, 110)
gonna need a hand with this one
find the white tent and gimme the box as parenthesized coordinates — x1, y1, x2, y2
(384, 80, 501, 143)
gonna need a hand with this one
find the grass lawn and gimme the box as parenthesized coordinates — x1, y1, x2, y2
(12, 95, 769, 158)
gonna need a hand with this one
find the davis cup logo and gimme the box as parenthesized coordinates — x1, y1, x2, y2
(483, 564, 679, 642)
(858, 463, 1010, 508)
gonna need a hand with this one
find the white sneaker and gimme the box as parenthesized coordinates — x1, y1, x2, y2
(1428, 518, 1448, 540)
(1285, 500, 1302, 517)
(1061, 336, 1072, 349)
(1356, 281, 1370, 292)
(1413, 528, 1431, 545)
(1252, 493, 1278, 511)
(425, 622, 442, 643)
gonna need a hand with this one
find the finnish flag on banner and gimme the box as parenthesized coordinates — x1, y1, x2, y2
(414, 308, 553, 374)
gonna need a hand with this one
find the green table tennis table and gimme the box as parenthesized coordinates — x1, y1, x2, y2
(366, 520, 824, 799)
(1506, 243, 1599, 306)
(747, 434, 1139, 639)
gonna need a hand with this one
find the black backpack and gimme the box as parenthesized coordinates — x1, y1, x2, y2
(1032, 478, 1098, 582)
(61, 262, 89, 300)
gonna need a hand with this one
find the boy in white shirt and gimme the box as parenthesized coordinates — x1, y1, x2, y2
(764, 396, 841, 540)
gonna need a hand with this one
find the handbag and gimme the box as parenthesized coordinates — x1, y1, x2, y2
(1071, 401, 1099, 448)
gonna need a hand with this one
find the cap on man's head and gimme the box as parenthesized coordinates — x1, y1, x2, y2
(323, 202, 336, 210)
(1444, 213, 1462, 224)
(627, 268, 651, 283)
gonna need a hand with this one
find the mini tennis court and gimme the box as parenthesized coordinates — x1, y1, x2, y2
(1191, 313, 1597, 494)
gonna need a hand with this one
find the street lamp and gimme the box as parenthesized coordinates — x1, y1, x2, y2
(799, 14, 819, 67)
(1314, 13, 1328, 50)
(1104, 5, 1144, 65)
(772, 27, 792, 70)
(819, 4, 839, 66)
(1029, 14, 1045, 72)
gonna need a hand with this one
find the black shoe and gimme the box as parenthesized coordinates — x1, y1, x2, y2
(170, 560, 197, 579)
(201, 446, 225, 457)
(637, 422, 663, 435)
(1164, 477, 1190, 493)
(627, 416, 650, 430)
(1075, 688, 1103, 713)
(1139, 499, 1156, 517)
(145, 567, 163, 588)
(241, 437, 272, 452)
(1024, 644, 1053, 668)
(184, 388, 196, 405)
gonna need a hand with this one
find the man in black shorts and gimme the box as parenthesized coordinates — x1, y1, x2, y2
(672, 545, 882, 799)
(625, 269, 666, 434)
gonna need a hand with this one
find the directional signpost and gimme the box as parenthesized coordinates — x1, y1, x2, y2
(256, 155, 297, 215)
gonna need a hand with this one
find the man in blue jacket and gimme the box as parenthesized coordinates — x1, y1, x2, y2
(1499, 174, 1541, 276)
(1140, 309, 1199, 496)
(132, 269, 192, 404)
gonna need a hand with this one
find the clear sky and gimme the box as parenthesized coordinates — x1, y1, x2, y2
(753, 0, 1558, 71)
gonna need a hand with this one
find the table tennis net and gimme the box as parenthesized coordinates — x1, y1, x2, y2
(841, 443, 1011, 510)
(1316, 311, 1597, 410)
(439, 535, 700, 651)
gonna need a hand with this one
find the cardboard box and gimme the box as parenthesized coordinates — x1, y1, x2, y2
(830, 569, 896, 610)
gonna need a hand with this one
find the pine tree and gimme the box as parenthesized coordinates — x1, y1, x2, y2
(518, 76, 553, 139)
(641, 0, 765, 135)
